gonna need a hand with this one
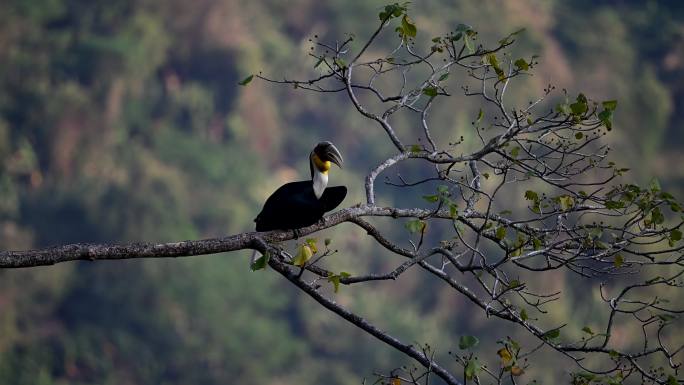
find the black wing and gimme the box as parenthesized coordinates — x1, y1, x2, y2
(254, 183, 347, 232)
(320, 186, 347, 212)
(255, 181, 322, 231)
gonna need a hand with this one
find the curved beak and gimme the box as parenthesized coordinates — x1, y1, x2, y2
(325, 143, 343, 168)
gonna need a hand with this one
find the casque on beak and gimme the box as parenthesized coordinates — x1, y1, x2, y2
(325, 143, 343, 168)
(314, 141, 344, 168)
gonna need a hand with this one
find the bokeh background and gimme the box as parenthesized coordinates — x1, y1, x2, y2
(1, 1, 683, 384)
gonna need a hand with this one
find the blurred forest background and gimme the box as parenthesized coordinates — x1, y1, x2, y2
(1, 0, 683, 384)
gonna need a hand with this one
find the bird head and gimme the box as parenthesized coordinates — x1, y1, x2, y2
(310, 141, 343, 176)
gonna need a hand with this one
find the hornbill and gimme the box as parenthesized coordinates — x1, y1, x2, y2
(251, 141, 347, 268)
(255, 141, 347, 231)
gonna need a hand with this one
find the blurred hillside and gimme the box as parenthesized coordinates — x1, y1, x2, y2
(0, 1, 683, 384)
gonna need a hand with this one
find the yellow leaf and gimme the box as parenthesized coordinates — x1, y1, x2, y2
(305, 238, 318, 254)
(293, 244, 314, 266)
(497, 347, 512, 365)
(391, 378, 401, 385)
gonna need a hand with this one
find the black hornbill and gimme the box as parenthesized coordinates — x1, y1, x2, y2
(254, 141, 347, 232)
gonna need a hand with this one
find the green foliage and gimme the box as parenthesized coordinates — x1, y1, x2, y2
(400, 15, 417, 38)
(514, 58, 529, 71)
(459, 335, 479, 349)
(543, 328, 561, 340)
(251, 251, 271, 271)
(405, 219, 426, 234)
(599, 99, 618, 130)
(485, 53, 505, 81)
(238, 74, 254, 86)
(378, 3, 407, 21)
(422, 86, 438, 97)
(495, 226, 507, 241)
(327, 271, 351, 293)
(464, 358, 480, 380)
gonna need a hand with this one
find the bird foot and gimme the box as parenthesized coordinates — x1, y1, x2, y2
(292, 228, 302, 239)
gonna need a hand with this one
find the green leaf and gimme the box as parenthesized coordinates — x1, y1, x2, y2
(485, 53, 505, 81)
(324, 238, 332, 246)
(543, 328, 560, 340)
(651, 207, 665, 226)
(334, 57, 346, 68)
(570, 100, 587, 115)
(514, 58, 529, 71)
(464, 34, 474, 54)
(476, 108, 484, 124)
(378, 3, 404, 21)
(666, 375, 678, 385)
(405, 219, 426, 234)
(558, 195, 575, 211)
(670, 229, 682, 242)
(250, 251, 270, 271)
(613, 254, 624, 268)
(423, 86, 438, 97)
(598, 109, 613, 130)
(520, 309, 528, 321)
(510, 146, 520, 158)
(410, 144, 422, 153)
(459, 335, 480, 350)
(438, 73, 449, 81)
(575, 132, 584, 140)
(401, 15, 417, 37)
(649, 177, 662, 192)
(238, 74, 254, 86)
(556, 103, 572, 115)
(495, 226, 507, 241)
(524, 190, 539, 201)
(464, 358, 479, 380)
(328, 274, 341, 292)
(582, 326, 594, 335)
(340, 271, 351, 278)
(449, 203, 458, 218)
(455, 23, 471, 33)
(576, 373, 597, 381)
(422, 194, 439, 203)
(532, 238, 542, 250)
(602, 100, 618, 111)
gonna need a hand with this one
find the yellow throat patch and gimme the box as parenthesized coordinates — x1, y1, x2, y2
(312, 153, 331, 174)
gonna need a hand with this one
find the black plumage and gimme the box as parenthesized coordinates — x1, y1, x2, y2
(255, 183, 346, 231)
(254, 141, 347, 232)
